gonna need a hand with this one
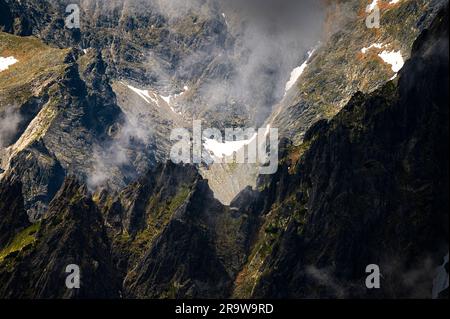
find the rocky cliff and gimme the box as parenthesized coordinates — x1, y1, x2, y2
(236, 6, 449, 298)
(0, 0, 448, 299)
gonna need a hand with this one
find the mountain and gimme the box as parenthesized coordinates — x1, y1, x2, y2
(0, 0, 448, 299)
(2, 0, 445, 204)
(237, 6, 449, 298)
(269, 0, 445, 144)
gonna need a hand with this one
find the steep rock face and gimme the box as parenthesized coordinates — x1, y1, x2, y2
(269, 0, 446, 144)
(0, 177, 120, 298)
(1, 0, 322, 130)
(1, 0, 234, 201)
(199, 0, 446, 206)
(102, 163, 200, 237)
(0, 160, 262, 299)
(0, 31, 69, 151)
(0, 0, 53, 36)
(123, 178, 260, 298)
(124, 180, 230, 298)
(235, 6, 449, 298)
(0, 0, 231, 106)
(95, 162, 261, 298)
(0, 32, 138, 219)
(0, 1, 448, 300)
(3, 141, 65, 221)
(1, 31, 70, 219)
(0, 177, 30, 249)
(2, 0, 443, 207)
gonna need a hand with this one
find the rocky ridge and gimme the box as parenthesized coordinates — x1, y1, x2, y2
(0, 0, 448, 299)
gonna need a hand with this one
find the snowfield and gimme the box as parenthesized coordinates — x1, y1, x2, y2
(203, 125, 271, 160)
(285, 50, 315, 95)
(127, 84, 158, 105)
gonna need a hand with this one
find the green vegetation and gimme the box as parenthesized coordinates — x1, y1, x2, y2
(0, 222, 41, 262)
(116, 186, 192, 257)
(0, 32, 69, 107)
(167, 186, 190, 214)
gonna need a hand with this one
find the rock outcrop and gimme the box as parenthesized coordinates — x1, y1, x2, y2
(0, 1, 448, 299)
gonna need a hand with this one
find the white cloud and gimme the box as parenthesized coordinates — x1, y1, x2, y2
(0, 108, 21, 148)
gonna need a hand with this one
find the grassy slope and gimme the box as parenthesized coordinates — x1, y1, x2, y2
(0, 32, 69, 108)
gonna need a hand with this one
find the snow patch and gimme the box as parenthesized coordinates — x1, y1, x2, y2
(0, 56, 18, 72)
(367, 0, 378, 11)
(284, 50, 315, 94)
(204, 125, 271, 160)
(360, 43, 404, 73)
(204, 136, 256, 159)
(361, 43, 384, 54)
(161, 86, 189, 112)
(126, 83, 188, 114)
(221, 13, 229, 27)
(160, 95, 171, 105)
(367, 0, 401, 11)
(127, 85, 158, 105)
(378, 50, 404, 73)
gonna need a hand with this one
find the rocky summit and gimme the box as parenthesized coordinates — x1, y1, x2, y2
(0, 0, 448, 299)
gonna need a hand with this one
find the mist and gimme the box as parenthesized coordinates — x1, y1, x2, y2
(168, 0, 328, 126)
(78, 0, 329, 126)
(80, 0, 331, 188)
(0, 108, 21, 148)
(87, 113, 154, 190)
